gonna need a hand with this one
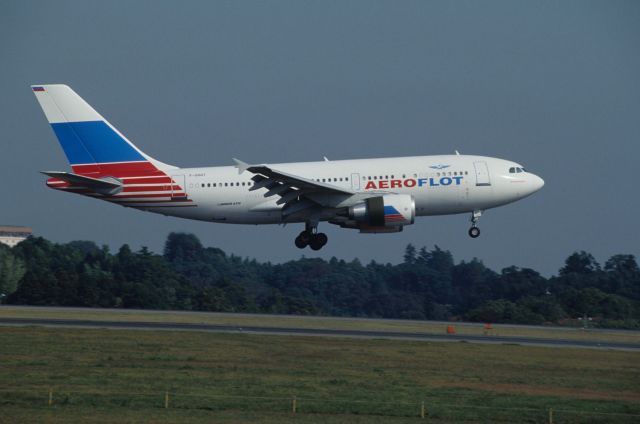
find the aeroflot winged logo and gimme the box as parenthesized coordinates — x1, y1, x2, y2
(429, 164, 450, 170)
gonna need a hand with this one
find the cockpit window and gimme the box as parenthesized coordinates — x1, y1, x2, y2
(509, 167, 515, 173)
(516, 168, 522, 173)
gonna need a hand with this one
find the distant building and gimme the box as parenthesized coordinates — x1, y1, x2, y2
(0, 226, 32, 247)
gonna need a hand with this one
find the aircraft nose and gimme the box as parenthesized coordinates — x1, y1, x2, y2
(531, 174, 545, 192)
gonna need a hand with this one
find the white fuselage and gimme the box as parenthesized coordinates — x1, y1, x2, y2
(156, 154, 544, 224)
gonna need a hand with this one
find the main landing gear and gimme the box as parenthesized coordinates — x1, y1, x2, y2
(295, 222, 328, 251)
(468, 210, 482, 238)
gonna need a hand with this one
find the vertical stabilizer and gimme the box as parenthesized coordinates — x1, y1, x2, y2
(31, 84, 175, 176)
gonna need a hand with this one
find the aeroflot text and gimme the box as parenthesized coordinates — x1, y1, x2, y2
(364, 176, 464, 190)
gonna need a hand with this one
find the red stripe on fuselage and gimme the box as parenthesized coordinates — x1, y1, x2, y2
(108, 199, 193, 204)
(122, 176, 173, 184)
(107, 193, 173, 199)
(71, 161, 163, 178)
(48, 162, 193, 205)
(133, 204, 197, 208)
(122, 185, 181, 193)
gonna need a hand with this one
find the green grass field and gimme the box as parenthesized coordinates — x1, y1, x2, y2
(1, 325, 639, 423)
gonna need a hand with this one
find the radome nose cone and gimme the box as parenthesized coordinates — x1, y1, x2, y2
(533, 175, 545, 191)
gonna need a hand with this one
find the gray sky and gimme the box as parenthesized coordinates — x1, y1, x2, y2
(1, 1, 639, 276)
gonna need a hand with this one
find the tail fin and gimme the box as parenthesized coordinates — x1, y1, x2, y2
(31, 84, 175, 176)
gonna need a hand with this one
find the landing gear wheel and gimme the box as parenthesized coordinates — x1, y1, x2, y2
(309, 233, 328, 250)
(295, 231, 311, 249)
(468, 210, 482, 239)
(468, 227, 480, 238)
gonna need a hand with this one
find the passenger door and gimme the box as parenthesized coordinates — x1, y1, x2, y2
(351, 173, 361, 191)
(473, 162, 491, 186)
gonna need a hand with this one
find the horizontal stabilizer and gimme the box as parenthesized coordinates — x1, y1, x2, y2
(41, 171, 123, 195)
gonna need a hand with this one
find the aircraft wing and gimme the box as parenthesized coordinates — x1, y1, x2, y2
(233, 159, 354, 218)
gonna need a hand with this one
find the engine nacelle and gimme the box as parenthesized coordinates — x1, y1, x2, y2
(358, 225, 404, 234)
(349, 194, 415, 227)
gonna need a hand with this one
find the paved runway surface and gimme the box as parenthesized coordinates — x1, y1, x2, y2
(1, 317, 639, 351)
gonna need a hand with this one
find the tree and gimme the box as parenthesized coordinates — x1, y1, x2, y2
(425, 245, 454, 274)
(65, 240, 100, 254)
(164, 232, 204, 262)
(3, 233, 639, 329)
(403, 244, 417, 264)
(466, 299, 544, 324)
(497, 266, 546, 301)
(0, 247, 26, 300)
(604, 254, 640, 300)
(560, 251, 600, 275)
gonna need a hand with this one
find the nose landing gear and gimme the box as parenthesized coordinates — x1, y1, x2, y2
(294, 221, 328, 250)
(468, 210, 482, 239)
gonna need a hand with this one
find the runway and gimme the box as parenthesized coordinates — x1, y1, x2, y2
(1, 317, 639, 351)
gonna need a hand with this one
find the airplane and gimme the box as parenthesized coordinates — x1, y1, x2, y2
(32, 84, 544, 250)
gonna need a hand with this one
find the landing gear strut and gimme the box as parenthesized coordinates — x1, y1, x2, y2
(468, 210, 482, 238)
(294, 221, 328, 250)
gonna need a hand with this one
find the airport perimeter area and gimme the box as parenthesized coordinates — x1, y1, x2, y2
(1, 307, 639, 423)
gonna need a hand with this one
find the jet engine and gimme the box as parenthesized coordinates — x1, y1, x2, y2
(348, 194, 415, 227)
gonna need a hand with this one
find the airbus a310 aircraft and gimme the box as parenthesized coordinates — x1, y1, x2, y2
(32, 84, 544, 250)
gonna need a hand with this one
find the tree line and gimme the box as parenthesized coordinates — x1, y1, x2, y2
(1, 233, 638, 328)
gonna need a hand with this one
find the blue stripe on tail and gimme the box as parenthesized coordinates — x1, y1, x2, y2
(51, 121, 145, 165)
